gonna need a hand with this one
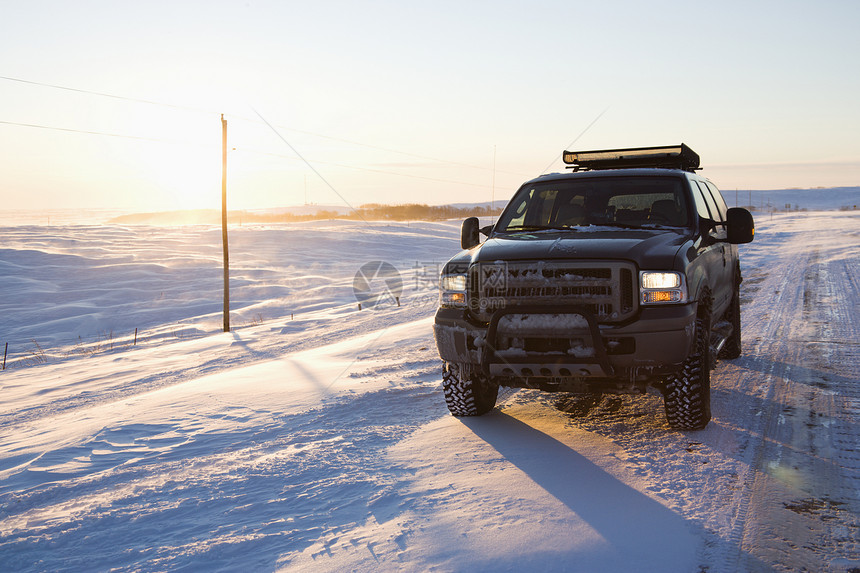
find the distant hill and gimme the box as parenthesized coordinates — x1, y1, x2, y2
(107, 203, 503, 226)
(247, 205, 353, 216)
(450, 189, 860, 212)
(728, 187, 860, 211)
(451, 188, 860, 212)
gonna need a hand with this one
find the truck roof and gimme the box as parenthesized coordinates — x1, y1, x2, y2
(528, 167, 695, 186)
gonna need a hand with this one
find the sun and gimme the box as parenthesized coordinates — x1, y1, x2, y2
(142, 140, 222, 211)
(103, 90, 226, 212)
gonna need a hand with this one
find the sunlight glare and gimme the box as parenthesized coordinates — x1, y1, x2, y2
(140, 142, 222, 211)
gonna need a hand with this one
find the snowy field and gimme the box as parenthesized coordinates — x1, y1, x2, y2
(1, 212, 859, 572)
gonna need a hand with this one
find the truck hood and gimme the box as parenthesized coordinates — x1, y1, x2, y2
(473, 229, 690, 269)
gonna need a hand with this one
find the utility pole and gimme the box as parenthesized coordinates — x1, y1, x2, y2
(221, 114, 230, 332)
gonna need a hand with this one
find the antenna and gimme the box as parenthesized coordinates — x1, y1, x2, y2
(491, 145, 497, 221)
(540, 106, 609, 174)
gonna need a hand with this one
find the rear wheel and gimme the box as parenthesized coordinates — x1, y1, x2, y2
(442, 362, 499, 416)
(663, 315, 712, 430)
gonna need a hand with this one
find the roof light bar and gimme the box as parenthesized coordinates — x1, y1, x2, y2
(562, 144, 700, 172)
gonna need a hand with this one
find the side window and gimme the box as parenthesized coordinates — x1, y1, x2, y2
(503, 188, 559, 228)
(694, 180, 720, 224)
(690, 180, 712, 221)
(505, 189, 533, 228)
(704, 181, 728, 223)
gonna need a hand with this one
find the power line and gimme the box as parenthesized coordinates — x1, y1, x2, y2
(254, 109, 369, 223)
(0, 119, 205, 145)
(317, 160, 494, 189)
(266, 124, 529, 177)
(0, 74, 532, 177)
(235, 143, 496, 188)
(1, 118, 496, 190)
(0, 74, 217, 115)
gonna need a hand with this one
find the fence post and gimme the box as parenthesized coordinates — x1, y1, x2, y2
(2, 342, 7, 370)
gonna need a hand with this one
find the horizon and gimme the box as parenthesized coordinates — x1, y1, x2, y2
(5, 184, 859, 212)
(2, 184, 858, 228)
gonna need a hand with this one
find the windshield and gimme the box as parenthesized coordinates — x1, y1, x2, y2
(494, 176, 690, 232)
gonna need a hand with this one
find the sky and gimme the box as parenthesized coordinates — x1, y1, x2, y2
(1, 0, 859, 212)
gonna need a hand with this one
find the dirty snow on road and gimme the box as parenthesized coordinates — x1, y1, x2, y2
(0, 213, 858, 572)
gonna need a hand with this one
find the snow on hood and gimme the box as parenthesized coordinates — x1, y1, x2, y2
(475, 228, 689, 268)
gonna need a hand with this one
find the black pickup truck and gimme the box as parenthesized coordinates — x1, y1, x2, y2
(434, 144, 754, 430)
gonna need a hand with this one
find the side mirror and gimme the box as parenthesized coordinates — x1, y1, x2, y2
(480, 224, 494, 237)
(726, 208, 755, 244)
(461, 217, 480, 249)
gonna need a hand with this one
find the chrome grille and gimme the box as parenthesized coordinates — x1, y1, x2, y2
(469, 261, 637, 323)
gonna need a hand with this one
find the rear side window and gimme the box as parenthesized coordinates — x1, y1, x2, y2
(704, 181, 728, 222)
(693, 180, 721, 223)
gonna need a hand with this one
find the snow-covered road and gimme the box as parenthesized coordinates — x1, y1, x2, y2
(1, 213, 858, 571)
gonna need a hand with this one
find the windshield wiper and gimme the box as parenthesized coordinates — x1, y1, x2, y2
(498, 224, 578, 232)
(585, 222, 644, 230)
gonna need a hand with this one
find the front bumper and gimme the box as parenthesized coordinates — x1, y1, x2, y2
(434, 303, 697, 384)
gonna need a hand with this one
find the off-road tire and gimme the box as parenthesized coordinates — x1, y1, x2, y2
(442, 362, 499, 416)
(719, 285, 742, 359)
(663, 315, 712, 430)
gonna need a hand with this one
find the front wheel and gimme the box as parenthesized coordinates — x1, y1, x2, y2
(442, 362, 499, 416)
(663, 315, 712, 430)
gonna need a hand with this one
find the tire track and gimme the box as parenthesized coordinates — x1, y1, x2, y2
(721, 217, 860, 571)
(717, 243, 810, 573)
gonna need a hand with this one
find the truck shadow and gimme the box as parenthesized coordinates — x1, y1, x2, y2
(460, 411, 772, 572)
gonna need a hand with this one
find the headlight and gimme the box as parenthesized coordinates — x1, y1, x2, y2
(440, 273, 467, 308)
(640, 271, 687, 304)
(441, 274, 467, 292)
(641, 272, 680, 289)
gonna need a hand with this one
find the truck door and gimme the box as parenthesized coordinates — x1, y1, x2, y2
(692, 180, 732, 316)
